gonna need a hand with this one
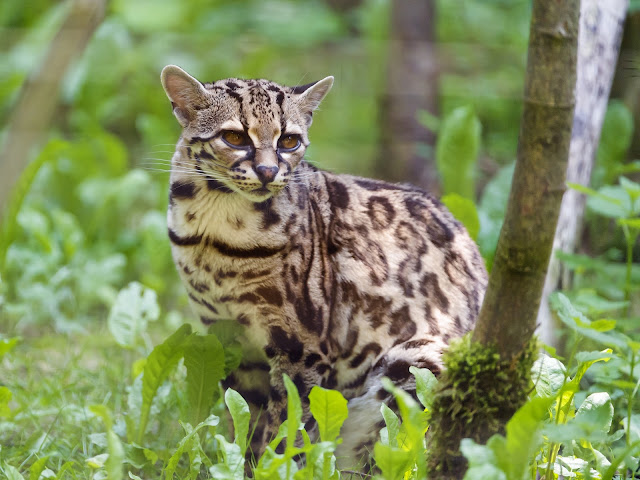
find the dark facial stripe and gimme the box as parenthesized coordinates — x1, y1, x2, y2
(171, 181, 197, 199)
(168, 228, 203, 246)
(194, 164, 234, 193)
(206, 237, 286, 258)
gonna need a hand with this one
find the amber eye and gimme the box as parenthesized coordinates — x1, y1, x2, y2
(222, 130, 250, 147)
(278, 134, 300, 151)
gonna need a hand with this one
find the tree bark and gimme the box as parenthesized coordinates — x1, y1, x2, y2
(377, 0, 440, 194)
(0, 0, 106, 215)
(537, 0, 629, 347)
(472, 0, 580, 359)
(428, 3, 580, 479)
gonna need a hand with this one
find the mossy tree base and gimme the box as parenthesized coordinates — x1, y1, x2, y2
(426, 333, 538, 480)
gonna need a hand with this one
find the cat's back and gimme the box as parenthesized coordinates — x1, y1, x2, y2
(316, 169, 488, 346)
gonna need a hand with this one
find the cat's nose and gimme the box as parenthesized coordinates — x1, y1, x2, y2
(255, 165, 279, 185)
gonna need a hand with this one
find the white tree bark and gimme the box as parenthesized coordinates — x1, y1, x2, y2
(537, 0, 628, 346)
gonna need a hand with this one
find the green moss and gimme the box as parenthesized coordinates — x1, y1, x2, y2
(426, 333, 538, 480)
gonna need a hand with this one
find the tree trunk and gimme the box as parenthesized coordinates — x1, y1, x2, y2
(0, 0, 106, 215)
(537, 0, 629, 347)
(428, 1, 580, 478)
(472, 0, 580, 358)
(377, 0, 440, 194)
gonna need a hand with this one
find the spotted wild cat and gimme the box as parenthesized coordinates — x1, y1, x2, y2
(160, 65, 488, 470)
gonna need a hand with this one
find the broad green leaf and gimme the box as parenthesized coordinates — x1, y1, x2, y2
(567, 349, 613, 393)
(575, 392, 613, 434)
(225, 389, 251, 455)
(477, 162, 514, 268)
(28, 456, 49, 480)
(618, 217, 640, 230)
(441, 193, 480, 240)
(461, 437, 507, 480)
(585, 185, 631, 219)
(184, 333, 225, 426)
(108, 282, 160, 348)
(587, 319, 617, 332)
(436, 105, 481, 199)
(410, 366, 438, 410)
(1, 463, 25, 480)
(211, 434, 244, 480)
(380, 403, 400, 447)
(503, 396, 554, 479)
(86, 454, 108, 469)
(373, 442, 413, 480)
(283, 374, 303, 445)
(463, 464, 507, 480)
(138, 324, 192, 443)
(531, 353, 566, 398)
(308, 386, 348, 442)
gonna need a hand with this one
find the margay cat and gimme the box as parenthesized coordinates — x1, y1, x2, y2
(160, 65, 487, 470)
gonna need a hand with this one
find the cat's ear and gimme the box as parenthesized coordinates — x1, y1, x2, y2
(293, 76, 334, 126)
(161, 65, 209, 127)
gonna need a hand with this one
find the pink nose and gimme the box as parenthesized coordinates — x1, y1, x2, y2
(255, 165, 278, 184)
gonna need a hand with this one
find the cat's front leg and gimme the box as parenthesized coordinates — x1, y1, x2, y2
(259, 358, 321, 454)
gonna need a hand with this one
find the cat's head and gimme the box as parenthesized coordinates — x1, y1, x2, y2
(161, 65, 333, 202)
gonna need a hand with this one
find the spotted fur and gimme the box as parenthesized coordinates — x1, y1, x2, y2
(161, 65, 488, 470)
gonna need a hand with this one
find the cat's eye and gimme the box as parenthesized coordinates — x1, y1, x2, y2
(222, 130, 250, 148)
(278, 134, 300, 151)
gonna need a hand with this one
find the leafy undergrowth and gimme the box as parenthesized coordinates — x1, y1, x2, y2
(2, 288, 640, 479)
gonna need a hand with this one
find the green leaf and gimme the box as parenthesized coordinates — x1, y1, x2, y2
(164, 415, 219, 479)
(441, 194, 480, 240)
(184, 333, 225, 426)
(1, 463, 25, 480)
(0, 138, 61, 272)
(436, 105, 481, 199)
(0, 337, 19, 360)
(283, 374, 303, 446)
(585, 185, 631, 219)
(575, 392, 613, 434)
(89, 405, 124, 480)
(503, 396, 554, 479)
(531, 353, 566, 398)
(28, 457, 49, 480)
(211, 434, 244, 480)
(0, 386, 12, 418)
(410, 366, 438, 410)
(138, 324, 192, 443)
(460, 438, 507, 480)
(380, 403, 400, 447)
(308, 386, 348, 443)
(477, 162, 514, 268)
(373, 442, 413, 480)
(108, 282, 160, 348)
(225, 389, 251, 456)
(593, 100, 634, 187)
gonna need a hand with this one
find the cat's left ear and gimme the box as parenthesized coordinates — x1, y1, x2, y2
(161, 65, 210, 127)
(294, 76, 334, 125)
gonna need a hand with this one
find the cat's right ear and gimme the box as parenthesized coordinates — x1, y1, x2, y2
(161, 65, 209, 127)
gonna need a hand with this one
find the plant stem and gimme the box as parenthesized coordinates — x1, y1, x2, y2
(623, 225, 634, 316)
